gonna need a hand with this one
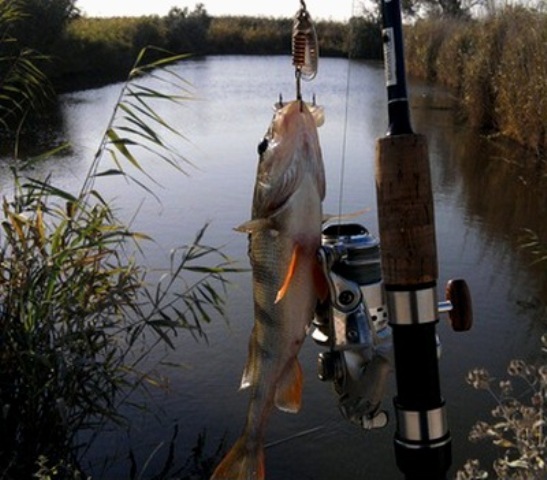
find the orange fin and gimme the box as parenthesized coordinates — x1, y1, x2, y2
(274, 359, 303, 413)
(210, 436, 265, 480)
(275, 245, 300, 304)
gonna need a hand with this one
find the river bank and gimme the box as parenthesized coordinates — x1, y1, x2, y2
(47, 6, 547, 158)
(2, 1, 544, 157)
(404, 6, 547, 156)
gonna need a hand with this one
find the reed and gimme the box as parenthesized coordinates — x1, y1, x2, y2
(0, 0, 53, 134)
(0, 46, 236, 478)
(405, 7, 547, 155)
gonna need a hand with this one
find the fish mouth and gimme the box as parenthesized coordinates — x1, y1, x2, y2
(273, 100, 324, 129)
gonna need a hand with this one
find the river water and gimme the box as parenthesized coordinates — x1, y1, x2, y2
(1, 56, 546, 479)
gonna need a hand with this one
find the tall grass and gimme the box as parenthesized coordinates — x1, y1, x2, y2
(0, 45, 236, 479)
(0, 0, 53, 135)
(405, 7, 547, 155)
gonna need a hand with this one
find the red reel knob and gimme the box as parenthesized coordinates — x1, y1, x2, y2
(446, 279, 473, 332)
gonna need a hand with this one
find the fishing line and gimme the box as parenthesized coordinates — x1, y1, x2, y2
(264, 416, 342, 450)
(336, 0, 358, 231)
(265, 425, 324, 449)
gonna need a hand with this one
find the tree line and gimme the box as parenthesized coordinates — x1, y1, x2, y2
(1, 1, 382, 91)
(1, 0, 545, 154)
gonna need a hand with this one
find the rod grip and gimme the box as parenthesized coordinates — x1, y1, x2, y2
(375, 134, 437, 287)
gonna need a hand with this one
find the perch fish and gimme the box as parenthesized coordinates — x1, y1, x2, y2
(210, 100, 326, 480)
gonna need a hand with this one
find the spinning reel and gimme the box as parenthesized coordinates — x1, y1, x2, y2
(313, 223, 472, 431)
(313, 223, 391, 430)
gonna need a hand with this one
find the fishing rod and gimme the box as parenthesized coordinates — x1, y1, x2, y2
(375, 0, 473, 478)
(288, 1, 472, 478)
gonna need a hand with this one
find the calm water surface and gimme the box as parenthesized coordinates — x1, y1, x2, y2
(1, 56, 546, 479)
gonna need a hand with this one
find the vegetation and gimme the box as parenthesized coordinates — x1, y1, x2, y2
(456, 356, 547, 479)
(56, 12, 366, 87)
(3, 0, 546, 154)
(6, 0, 78, 54)
(404, 6, 547, 155)
(1, 5, 235, 475)
(2, 2, 547, 475)
(0, 0, 54, 134)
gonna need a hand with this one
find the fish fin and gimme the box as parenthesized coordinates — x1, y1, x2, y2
(210, 436, 265, 480)
(322, 208, 371, 224)
(309, 104, 325, 127)
(240, 328, 258, 390)
(240, 367, 253, 390)
(275, 245, 300, 304)
(240, 355, 258, 390)
(234, 218, 275, 234)
(274, 359, 303, 413)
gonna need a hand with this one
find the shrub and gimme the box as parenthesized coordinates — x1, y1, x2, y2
(0, 48, 234, 477)
(457, 356, 547, 479)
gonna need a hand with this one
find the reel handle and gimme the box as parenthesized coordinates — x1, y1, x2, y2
(445, 279, 473, 332)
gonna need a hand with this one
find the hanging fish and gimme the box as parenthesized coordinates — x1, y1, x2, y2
(210, 100, 327, 480)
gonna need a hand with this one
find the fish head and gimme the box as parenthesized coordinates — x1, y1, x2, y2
(253, 100, 325, 218)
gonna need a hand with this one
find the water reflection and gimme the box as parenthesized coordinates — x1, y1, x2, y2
(412, 86, 547, 302)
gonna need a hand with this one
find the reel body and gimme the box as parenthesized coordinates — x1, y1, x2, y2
(314, 223, 392, 429)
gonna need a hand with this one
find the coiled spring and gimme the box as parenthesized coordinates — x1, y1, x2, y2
(292, 0, 318, 95)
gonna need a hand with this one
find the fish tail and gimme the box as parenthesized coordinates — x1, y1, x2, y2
(210, 436, 265, 480)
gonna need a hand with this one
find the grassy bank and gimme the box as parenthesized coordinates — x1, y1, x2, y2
(51, 13, 381, 90)
(405, 6, 547, 155)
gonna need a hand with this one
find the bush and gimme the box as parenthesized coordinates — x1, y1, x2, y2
(0, 49, 234, 478)
(347, 16, 382, 60)
(457, 355, 547, 479)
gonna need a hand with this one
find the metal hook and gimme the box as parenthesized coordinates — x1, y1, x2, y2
(296, 70, 302, 102)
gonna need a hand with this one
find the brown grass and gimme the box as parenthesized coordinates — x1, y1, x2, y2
(405, 7, 547, 154)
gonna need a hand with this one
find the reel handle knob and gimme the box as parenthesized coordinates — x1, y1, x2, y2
(445, 279, 473, 332)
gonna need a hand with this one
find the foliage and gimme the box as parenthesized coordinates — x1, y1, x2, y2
(317, 20, 355, 58)
(2, 1, 387, 91)
(164, 4, 211, 54)
(347, 16, 383, 60)
(59, 16, 166, 88)
(491, 8, 547, 156)
(405, 0, 479, 17)
(7, 0, 78, 53)
(53, 10, 380, 88)
(456, 355, 547, 479)
(0, 48, 235, 478)
(404, 7, 547, 155)
(0, 0, 54, 135)
(206, 16, 292, 55)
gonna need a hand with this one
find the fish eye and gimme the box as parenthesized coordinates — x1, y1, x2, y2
(257, 138, 269, 156)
